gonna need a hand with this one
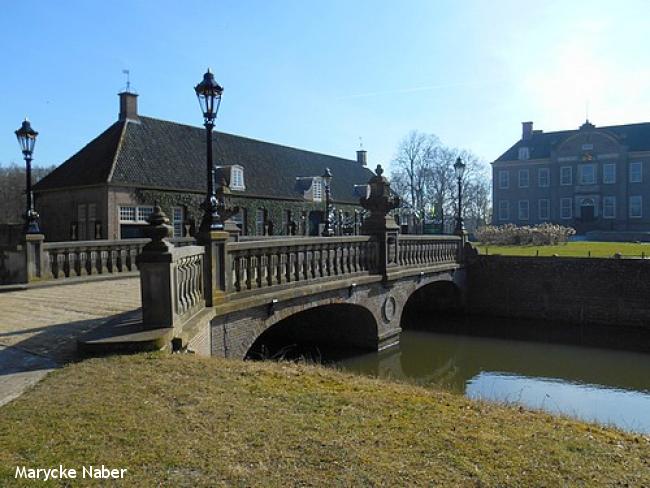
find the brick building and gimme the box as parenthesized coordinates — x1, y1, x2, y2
(34, 92, 373, 241)
(492, 120, 650, 237)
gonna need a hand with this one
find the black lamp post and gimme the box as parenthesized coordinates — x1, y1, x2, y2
(195, 69, 224, 232)
(321, 168, 333, 236)
(15, 119, 41, 234)
(454, 156, 466, 235)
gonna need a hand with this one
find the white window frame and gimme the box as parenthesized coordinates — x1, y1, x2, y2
(172, 207, 184, 237)
(119, 205, 153, 224)
(498, 170, 509, 189)
(578, 164, 596, 185)
(518, 147, 530, 160)
(630, 161, 643, 183)
(518, 169, 529, 188)
(538, 168, 550, 187)
(560, 198, 573, 219)
(560, 166, 572, 186)
(602, 196, 616, 219)
(630, 195, 643, 218)
(311, 178, 323, 202)
(119, 206, 136, 222)
(538, 199, 550, 220)
(603, 163, 616, 184)
(518, 200, 529, 221)
(230, 165, 245, 190)
(498, 201, 509, 221)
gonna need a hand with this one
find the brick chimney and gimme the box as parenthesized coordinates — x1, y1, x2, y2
(119, 91, 139, 122)
(356, 149, 367, 166)
(522, 121, 533, 141)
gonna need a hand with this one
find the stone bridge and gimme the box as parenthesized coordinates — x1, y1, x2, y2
(132, 166, 468, 360)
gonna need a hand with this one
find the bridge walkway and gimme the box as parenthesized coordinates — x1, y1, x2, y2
(0, 277, 140, 405)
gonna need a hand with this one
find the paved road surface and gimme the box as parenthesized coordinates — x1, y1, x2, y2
(0, 277, 141, 406)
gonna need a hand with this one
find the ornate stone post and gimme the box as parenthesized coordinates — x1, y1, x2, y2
(360, 165, 401, 278)
(136, 206, 175, 329)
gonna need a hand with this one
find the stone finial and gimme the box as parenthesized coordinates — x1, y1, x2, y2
(142, 205, 174, 253)
(360, 164, 400, 233)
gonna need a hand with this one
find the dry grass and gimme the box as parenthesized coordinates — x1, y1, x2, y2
(1, 353, 649, 486)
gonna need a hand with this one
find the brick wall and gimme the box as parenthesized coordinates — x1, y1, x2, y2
(467, 255, 650, 330)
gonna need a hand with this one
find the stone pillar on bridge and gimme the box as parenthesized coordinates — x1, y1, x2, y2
(360, 164, 401, 278)
(198, 230, 231, 307)
(137, 206, 176, 329)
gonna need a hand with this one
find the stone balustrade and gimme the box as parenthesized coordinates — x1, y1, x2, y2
(43, 239, 148, 279)
(225, 236, 377, 294)
(171, 246, 205, 326)
(397, 235, 462, 268)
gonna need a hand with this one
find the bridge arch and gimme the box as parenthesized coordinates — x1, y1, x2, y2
(400, 280, 462, 331)
(244, 302, 379, 361)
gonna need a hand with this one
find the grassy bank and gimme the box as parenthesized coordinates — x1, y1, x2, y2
(474, 240, 650, 258)
(1, 354, 649, 486)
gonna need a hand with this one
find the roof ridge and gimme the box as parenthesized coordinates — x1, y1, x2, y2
(138, 115, 358, 164)
(106, 120, 129, 183)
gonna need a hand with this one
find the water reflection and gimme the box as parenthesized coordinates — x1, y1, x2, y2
(338, 331, 650, 434)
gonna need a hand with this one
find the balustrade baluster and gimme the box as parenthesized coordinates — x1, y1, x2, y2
(255, 253, 264, 288)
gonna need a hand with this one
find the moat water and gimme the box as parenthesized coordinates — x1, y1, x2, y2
(336, 329, 650, 435)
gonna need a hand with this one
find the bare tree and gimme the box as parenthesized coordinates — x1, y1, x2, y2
(0, 163, 55, 224)
(391, 131, 492, 233)
(390, 131, 440, 217)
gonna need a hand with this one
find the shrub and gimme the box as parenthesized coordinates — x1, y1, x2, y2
(475, 224, 575, 246)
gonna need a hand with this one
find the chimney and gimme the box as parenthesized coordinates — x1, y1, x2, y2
(119, 91, 139, 122)
(356, 149, 367, 166)
(522, 121, 533, 141)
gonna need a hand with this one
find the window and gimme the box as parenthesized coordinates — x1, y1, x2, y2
(630, 196, 642, 218)
(538, 199, 550, 220)
(88, 203, 97, 240)
(230, 166, 245, 190)
(518, 147, 530, 160)
(498, 170, 509, 189)
(120, 206, 153, 223)
(498, 201, 509, 221)
(578, 164, 596, 185)
(630, 161, 643, 183)
(255, 208, 266, 235)
(312, 178, 323, 201)
(538, 168, 550, 187)
(560, 198, 572, 219)
(282, 209, 292, 235)
(603, 196, 616, 219)
(560, 166, 572, 185)
(78, 204, 87, 241)
(518, 200, 529, 220)
(172, 207, 184, 237)
(518, 169, 529, 188)
(119, 206, 136, 222)
(137, 206, 154, 222)
(603, 163, 616, 184)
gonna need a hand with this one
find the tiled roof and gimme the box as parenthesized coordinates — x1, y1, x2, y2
(35, 116, 374, 203)
(495, 122, 650, 162)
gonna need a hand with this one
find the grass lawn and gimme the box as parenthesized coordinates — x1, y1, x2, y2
(1, 354, 649, 486)
(473, 240, 650, 258)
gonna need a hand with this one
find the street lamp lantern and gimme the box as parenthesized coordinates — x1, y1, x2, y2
(15, 118, 41, 234)
(454, 156, 466, 180)
(16, 119, 38, 155)
(454, 157, 466, 235)
(194, 68, 223, 124)
(321, 168, 333, 237)
(194, 69, 225, 232)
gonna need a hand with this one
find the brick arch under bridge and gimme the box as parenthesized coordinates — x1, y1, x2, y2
(199, 267, 465, 360)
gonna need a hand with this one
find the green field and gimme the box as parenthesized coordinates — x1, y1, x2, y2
(1, 354, 649, 486)
(473, 241, 650, 258)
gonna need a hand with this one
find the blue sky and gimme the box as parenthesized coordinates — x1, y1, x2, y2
(2, 0, 650, 172)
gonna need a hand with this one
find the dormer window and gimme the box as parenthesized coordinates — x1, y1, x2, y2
(312, 178, 323, 202)
(518, 146, 530, 160)
(230, 165, 245, 190)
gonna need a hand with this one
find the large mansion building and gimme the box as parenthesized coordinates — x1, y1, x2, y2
(492, 120, 650, 236)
